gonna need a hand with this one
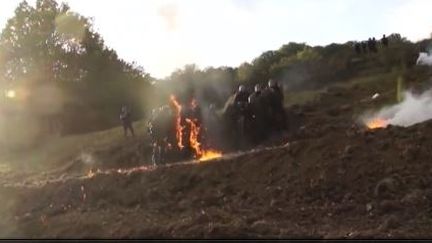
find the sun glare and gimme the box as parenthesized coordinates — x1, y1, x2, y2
(5, 90, 16, 99)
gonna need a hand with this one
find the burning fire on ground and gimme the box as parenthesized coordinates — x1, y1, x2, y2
(170, 95, 222, 161)
(366, 118, 388, 129)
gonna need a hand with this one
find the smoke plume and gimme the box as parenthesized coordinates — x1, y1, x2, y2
(416, 52, 432, 66)
(362, 89, 432, 127)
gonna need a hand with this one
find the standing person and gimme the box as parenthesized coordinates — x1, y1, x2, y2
(232, 85, 252, 149)
(354, 42, 361, 55)
(381, 34, 389, 47)
(248, 84, 268, 144)
(120, 105, 135, 137)
(371, 37, 378, 52)
(265, 79, 286, 132)
(367, 38, 373, 53)
(234, 85, 250, 105)
(361, 41, 368, 53)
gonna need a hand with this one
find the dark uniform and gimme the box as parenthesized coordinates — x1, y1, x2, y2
(232, 86, 252, 148)
(361, 41, 368, 53)
(371, 37, 378, 52)
(120, 106, 135, 137)
(234, 90, 250, 105)
(233, 88, 251, 126)
(381, 34, 388, 47)
(354, 42, 361, 54)
(248, 87, 267, 144)
(264, 81, 286, 132)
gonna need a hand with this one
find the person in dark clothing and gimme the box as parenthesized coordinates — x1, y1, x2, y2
(381, 34, 389, 47)
(234, 85, 250, 104)
(232, 85, 252, 148)
(120, 105, 135, 137)
(361, 41, 368, 53)
(367, 38, 373, 52)
(264, 80, 286, 132)
(248, 84, 268, 144)
(371, 37, 378, 52)
(354, 42, 361, 54)
(233, 85, 251, 125)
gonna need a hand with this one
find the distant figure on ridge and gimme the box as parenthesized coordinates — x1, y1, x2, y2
(381, 34, 388, 47)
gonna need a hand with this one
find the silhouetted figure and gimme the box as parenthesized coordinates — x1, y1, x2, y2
(354, 42, 361, 54)
(120, 105, 135, 137)
(232, 85, 252, 149)
(234, 85, 250, 105)
(361, 41, 368, 53)
(367, 38, 373, 52)
(381, 34, 388, 47)
(248, 84, 268, 144)
(263, 80, 286, 132)
(371, 37, 378, 52)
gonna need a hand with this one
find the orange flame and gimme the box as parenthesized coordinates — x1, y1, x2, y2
(168, 94, 222, 161)
(366, 118, 388, 129)
(185, 118, 202, 157)
(185, 118, 222, 161)
(170, 95, 184, 149)
(200, 150, 222, 161)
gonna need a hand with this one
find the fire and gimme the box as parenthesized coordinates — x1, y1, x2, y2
(170, 95, 184, 149)
(185, 118, 201, 156)
(199, 150, 222, 161)
(185, 118, 222, 161)
(366, 118, 388, 129)
(168, 95, 222, 161)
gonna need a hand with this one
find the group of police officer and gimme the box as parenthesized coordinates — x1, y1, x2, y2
(228, 79, 286, 146)
(354, 34, 389, 55)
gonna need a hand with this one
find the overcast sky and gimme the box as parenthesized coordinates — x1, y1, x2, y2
(0, 0, 431, 78)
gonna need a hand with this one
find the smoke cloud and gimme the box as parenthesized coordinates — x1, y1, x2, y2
(416, 52, 432, 66)
(362, 89, 432, 127)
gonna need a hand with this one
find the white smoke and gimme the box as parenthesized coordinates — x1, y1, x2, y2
(364, 89, 432, 127)
(78, 152, 96, 165)
(416, 52, 432, 66)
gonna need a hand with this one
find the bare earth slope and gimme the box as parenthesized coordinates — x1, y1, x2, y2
(2, 73, 432, 239)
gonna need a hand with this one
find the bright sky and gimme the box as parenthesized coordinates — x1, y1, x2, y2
(0, 0, 432, 78)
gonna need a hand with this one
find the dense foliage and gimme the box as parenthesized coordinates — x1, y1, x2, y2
(0, 0, 153, 136)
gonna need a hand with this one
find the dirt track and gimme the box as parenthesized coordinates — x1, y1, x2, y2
(2, 83, 432, 238)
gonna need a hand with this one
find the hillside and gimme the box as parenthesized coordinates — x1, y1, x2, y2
(2, 65, 432, 238)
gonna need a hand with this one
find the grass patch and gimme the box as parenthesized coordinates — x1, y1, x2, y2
(0, 120, 150, 173)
